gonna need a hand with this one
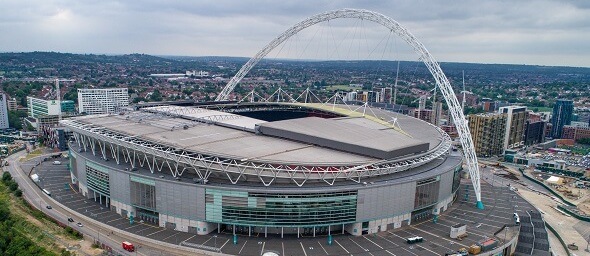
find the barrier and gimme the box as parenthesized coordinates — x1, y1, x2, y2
(544, 222, 572, 256)
(557, 205, 590, 222)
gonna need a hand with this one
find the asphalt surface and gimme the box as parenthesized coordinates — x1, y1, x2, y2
(27, 154, 539, 256)
(5, 151, 194, 256)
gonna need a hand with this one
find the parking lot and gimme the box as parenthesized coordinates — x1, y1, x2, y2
(34, 157, 540, 256)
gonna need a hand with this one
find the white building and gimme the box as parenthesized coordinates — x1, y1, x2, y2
(78, 88, 129, 115)
(27, 97, 62, 118)
(0, 94, 9, 129)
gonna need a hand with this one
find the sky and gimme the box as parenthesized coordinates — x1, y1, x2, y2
(1, 0, 589, 67)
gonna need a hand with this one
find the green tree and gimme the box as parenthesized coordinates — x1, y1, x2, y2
(150, 89, 162, 102)
(7, 110, 26, 130)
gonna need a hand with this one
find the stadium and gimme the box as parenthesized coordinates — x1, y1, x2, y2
(62, 101, 463, 238)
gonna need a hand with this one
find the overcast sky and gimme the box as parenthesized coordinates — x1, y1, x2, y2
(1, 0, 589, 67)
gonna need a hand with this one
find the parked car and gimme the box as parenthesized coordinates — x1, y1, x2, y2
(67, 217, 74, 222)
(76, 222, 83, 227)
(46, 205, 52, 209)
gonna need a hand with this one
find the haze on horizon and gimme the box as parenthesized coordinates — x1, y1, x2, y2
(1, 0, 589, 68)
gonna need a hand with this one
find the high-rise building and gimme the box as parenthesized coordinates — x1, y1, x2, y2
(27, 97, 62, 118)
(524, 120, 545, 145)
(468, 113, 507, 157)
(432, 102, 443, 126)
(78, 88, 129, 115)
(551, 99, 573, 138)
(498, 106, 527, 149)
(0, 94, 9, 129)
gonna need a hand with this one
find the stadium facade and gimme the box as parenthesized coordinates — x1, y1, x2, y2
(62, 102, 462, 237)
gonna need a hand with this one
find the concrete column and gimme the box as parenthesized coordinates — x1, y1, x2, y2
(249, 226, 251, 237)
(281, 227, 284, 238)
(297, 227, 300, 238)
(233, 225, 235, 235)
(313, 226, 316, 237)
(218, 223, 221, 234)
(265, 226, 267, 238)
(328, 225, 331, 235)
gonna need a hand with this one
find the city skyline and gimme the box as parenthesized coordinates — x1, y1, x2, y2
(1, 0, 589, 67)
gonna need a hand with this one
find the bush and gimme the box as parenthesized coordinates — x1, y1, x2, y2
(13, 189, 22, 197)
(7, 181, 18, 192)
(2, 172, 12, 183)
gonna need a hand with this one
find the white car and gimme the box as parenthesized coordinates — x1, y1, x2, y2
(77, 222, 83, 227)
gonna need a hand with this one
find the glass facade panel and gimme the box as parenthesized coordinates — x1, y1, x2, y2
(130, 180, 156, 210)
(86, 164, 110, 196)
(414, 177, 440, 209)
(206, 189, 357, 227)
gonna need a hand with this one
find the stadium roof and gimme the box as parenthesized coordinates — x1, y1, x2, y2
(257, 117, 429, 159)
(69, 103, 444, 166)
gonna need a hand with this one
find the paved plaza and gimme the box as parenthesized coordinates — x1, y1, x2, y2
(33, 157, 548, 256)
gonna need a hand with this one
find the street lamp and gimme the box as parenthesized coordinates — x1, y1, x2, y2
(214, 235, 218, 249)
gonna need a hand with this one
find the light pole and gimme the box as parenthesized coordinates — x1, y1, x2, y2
(214, 235, 218, 249)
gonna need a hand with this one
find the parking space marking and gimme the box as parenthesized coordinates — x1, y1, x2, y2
(385, 250, 396, 255)
(300, 242, 307, 256)
(334, 239, 349, 254)
(376, 234, 399, 246)
(181, 234, 196, 244)
(220, 239, 230, 250)
(138, 226, 156, 234)
(161, 232, 180, 241)
(411, 226, 468, 247)
(363, 235, 383, 249)
(349, 237, 374, 255)
(107, 218, 122, 224)
(415, 244, 438, 255)
(146, 229, 166, 237)
(282, 242, 285, 256)
(400, 247, 419, 256)
(202, 236, 213, 245)
(238, 240, 248, 254)
(260, 241, 265, 255)
(317, 241, 328, 255)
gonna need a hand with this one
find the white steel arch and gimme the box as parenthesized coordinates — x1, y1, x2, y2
(216, 8, 484, 209)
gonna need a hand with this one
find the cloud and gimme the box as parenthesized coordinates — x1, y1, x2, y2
(0, 0, 588, 67)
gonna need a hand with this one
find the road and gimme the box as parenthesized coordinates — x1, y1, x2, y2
(478, 162, 576, 256)
(4, 151, 213, 256)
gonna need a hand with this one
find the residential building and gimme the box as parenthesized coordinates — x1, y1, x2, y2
(468, 113, 507, 157)
(78, 88, 129, 115)
(524, 120, 545, 146)
(409, 108, 433, 124)
(562, 126, 590, 141)
(432, 102, 443, 126)
(6, 98, 17, 111)
(499, 106, 527, 149)
(0, 94, 9, 129)
(551, 99, 573, 138)
(27, 97, 62, 118)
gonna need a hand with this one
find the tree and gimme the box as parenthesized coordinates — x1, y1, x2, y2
(8, 110, 26, 130)
(577, 138, 590, 145)
(150, 89, 162, 102)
